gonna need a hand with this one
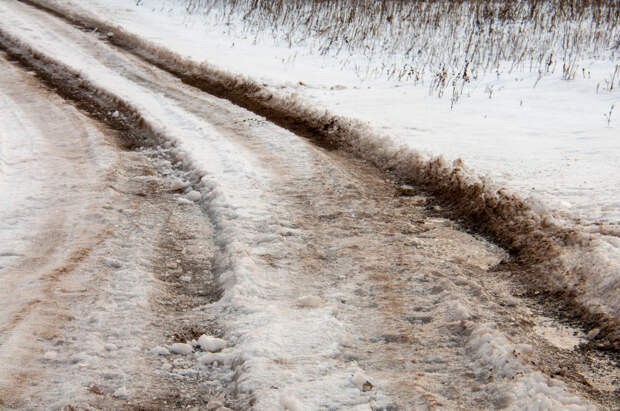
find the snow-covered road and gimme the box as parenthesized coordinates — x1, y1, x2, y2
(0, 50, 226, 408)
(0, 0, 619, 409)
(0, 54, 116, 401)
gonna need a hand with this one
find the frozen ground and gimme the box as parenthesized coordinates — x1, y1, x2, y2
(43, 0, 620, 230)
(1, 0, 619, 409)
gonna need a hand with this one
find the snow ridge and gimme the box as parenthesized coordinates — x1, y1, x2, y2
(467, 323, 595, 410)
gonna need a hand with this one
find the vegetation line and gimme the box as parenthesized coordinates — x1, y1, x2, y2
(163, 0, 620, 101)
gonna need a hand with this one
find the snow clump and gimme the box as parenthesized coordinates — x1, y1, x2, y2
(296, 295, 323, 308)
(176, 197, 194, 206)
(198, 334, 227, 352)
(170, 342, 192, 355)
(43, 351, 58, 361)
(198, 351, 235, 367)
(104, 343, 118, 351)
(279, 391, 304, 411)
(185, 190, 201, 202)
(112, 386, 128, 399)
(167, 177, 189, 191)
(352, 371, 374, 391)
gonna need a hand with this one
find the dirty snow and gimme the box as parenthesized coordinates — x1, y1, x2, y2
(52, 0, 620, 229)
(0, 0, 616, 409)
(37, 0, 619, 320)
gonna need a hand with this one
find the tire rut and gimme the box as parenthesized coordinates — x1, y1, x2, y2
(0, 54, 240, 409)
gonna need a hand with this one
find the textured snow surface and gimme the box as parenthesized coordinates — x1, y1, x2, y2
(0, 0, 615, 409)
(468, 323, 595, 411)
(57, 0, 620, 229)
(0, 5, 364, 407)
(34, 0, 619, 328)
(198, 335, 227, 353)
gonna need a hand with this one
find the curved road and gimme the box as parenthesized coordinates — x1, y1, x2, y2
(0, 1, 618, 409)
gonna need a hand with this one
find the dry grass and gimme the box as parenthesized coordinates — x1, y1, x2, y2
(158, 0, 619, 100)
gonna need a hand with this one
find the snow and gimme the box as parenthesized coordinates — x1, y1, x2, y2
(185, 190, 202, 202)
(112, 385, 129, 399)
(446, 301, 472, 322)
(151, 346, 171, 356)
(54, 0, 619, 229)
(35, 0, 619, 334)
(0, 6, 363, 405)
(206, 400, 226, 410)
(1, 0, 615, 408)
(197, 351, 234, 366)
(198, 335, 227, 352)
(176, 197, 195, 205)
(351, 371, 374, 392)
(104, 343, 118, 351)
(279, 392, 305, 411)
(295, 295, 323, 308)
(168, 176, 190, 191)
(468, 323, 594, 410)
(170, 343, 193, 355)
(43, 351, 59, 361)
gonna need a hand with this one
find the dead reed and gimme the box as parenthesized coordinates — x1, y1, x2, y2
(158, 0, 619, 99)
